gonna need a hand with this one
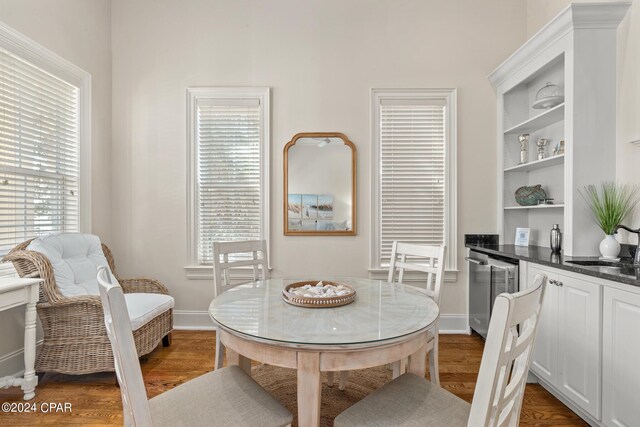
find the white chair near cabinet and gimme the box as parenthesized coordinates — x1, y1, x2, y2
(334, 273, 547, 427)
(212, 240, 269, 370)
(332, 242, 446, 390)
(97, 266, 292, 427)
(388, 242, 446, 383)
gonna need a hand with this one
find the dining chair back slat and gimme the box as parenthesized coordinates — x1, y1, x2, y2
(212, 240, 269, 298)
(387, 241, 446, 305)
(468, 274, 547, 427)
(97, 266, 154, 426)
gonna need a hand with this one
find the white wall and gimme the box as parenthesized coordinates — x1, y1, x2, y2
(111, 0, 527, 325)
(527, 0, 640, 243)
(0, 0, 112, 375)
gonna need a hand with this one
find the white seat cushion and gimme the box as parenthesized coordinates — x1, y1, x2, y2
(334, 373, 470, 427)
(28, 233, 114, 297)
(125, 293, 175, 331)
(149, 366, 293, 427)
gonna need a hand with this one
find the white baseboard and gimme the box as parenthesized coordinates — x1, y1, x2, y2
(0, 339, 43, 379)
(174, 310, 217, 330)
(174, 310, 469, 334)
(439, 314, 470, 334)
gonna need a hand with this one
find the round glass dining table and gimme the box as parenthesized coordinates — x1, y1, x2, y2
(209, 277, 439, 427)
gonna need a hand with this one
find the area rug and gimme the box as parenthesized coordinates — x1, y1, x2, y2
(251, 364, 392, 427)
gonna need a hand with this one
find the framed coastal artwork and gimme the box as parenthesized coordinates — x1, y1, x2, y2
(287, 193, 344, 232)
(301, 194, 318, 220)
(288, 194, 302, 218)
(317, 194, 334, 219)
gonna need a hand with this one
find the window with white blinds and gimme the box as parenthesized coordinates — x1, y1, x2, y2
(0, 39, 86, 273)
(371, 89, 457, 271)
(187, 88, 269, 268)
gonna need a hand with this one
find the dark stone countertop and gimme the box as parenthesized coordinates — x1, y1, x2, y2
(466, 244, 640, 288)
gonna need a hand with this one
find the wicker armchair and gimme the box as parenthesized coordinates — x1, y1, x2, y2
(2, 239, 173, 375)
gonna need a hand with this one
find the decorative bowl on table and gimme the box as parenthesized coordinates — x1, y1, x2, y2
(282, 280, 356, 308)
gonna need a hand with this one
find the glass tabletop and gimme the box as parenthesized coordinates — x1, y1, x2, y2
(208, 277, 439, 346)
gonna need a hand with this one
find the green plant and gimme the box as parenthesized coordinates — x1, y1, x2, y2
(580, 182, 640, 235)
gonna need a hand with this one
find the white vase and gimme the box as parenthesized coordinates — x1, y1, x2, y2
(599, 234, 620, 259)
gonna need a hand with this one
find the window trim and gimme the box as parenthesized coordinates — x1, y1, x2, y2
(0, 21, 92, 234)
(370, 88, 457, 274)
(185, 87, 270, 279)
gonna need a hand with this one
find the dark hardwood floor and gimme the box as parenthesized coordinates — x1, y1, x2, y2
(0, 331, 587, 426)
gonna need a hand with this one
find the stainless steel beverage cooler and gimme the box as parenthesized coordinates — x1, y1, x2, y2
(466, 250, 519, 339)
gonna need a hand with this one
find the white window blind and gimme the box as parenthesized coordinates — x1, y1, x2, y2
(378, 98, 448, 267)
(195, 99, 263, 265)
(0, 46, 80, 265)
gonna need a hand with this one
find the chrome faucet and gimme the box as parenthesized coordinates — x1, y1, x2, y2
(615, 225, 640, 265)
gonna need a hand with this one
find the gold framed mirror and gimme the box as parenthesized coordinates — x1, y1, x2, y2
(284, 132, 356, 236)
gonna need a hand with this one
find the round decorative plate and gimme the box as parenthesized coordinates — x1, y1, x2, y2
(532, 95, 564, 109)
(282, 281, 356, 308)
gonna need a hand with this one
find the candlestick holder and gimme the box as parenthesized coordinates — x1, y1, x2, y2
(518, 134, 529, 164)
(537, 138, 549, 160)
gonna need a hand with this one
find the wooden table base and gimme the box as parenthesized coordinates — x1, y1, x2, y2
(220, 328, 430, 427)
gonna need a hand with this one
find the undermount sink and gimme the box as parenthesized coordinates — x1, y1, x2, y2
(566, 260, 635, 268)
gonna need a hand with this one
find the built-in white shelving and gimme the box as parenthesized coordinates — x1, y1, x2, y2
(489, 3, 625, 255)
(504, 154, 564, 173)
(504, 204, 564, 210)
(504, 103, 565, 135)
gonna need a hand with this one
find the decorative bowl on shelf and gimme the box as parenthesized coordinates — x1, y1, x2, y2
(515, 185, 547, 206)
(532, 82, 564, 109)
(282, 281, 356, 308)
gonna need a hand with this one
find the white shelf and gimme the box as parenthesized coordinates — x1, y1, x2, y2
(504, 204, 564, 210)
(504, 103, 565, 135)
(504, 154, 564, 173)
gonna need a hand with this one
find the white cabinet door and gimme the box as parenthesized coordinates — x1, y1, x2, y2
(526, 264, 558, 386)
(557, 273, 601, 419)
(603, 287, 640, 427)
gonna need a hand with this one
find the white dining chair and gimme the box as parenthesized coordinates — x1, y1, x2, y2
(212, 240, 269, 370)
(331, 241, 446, 390)
(388, 242, 446, 383)
(97, 266, 292, 427)
(334, 274, 547, 427)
